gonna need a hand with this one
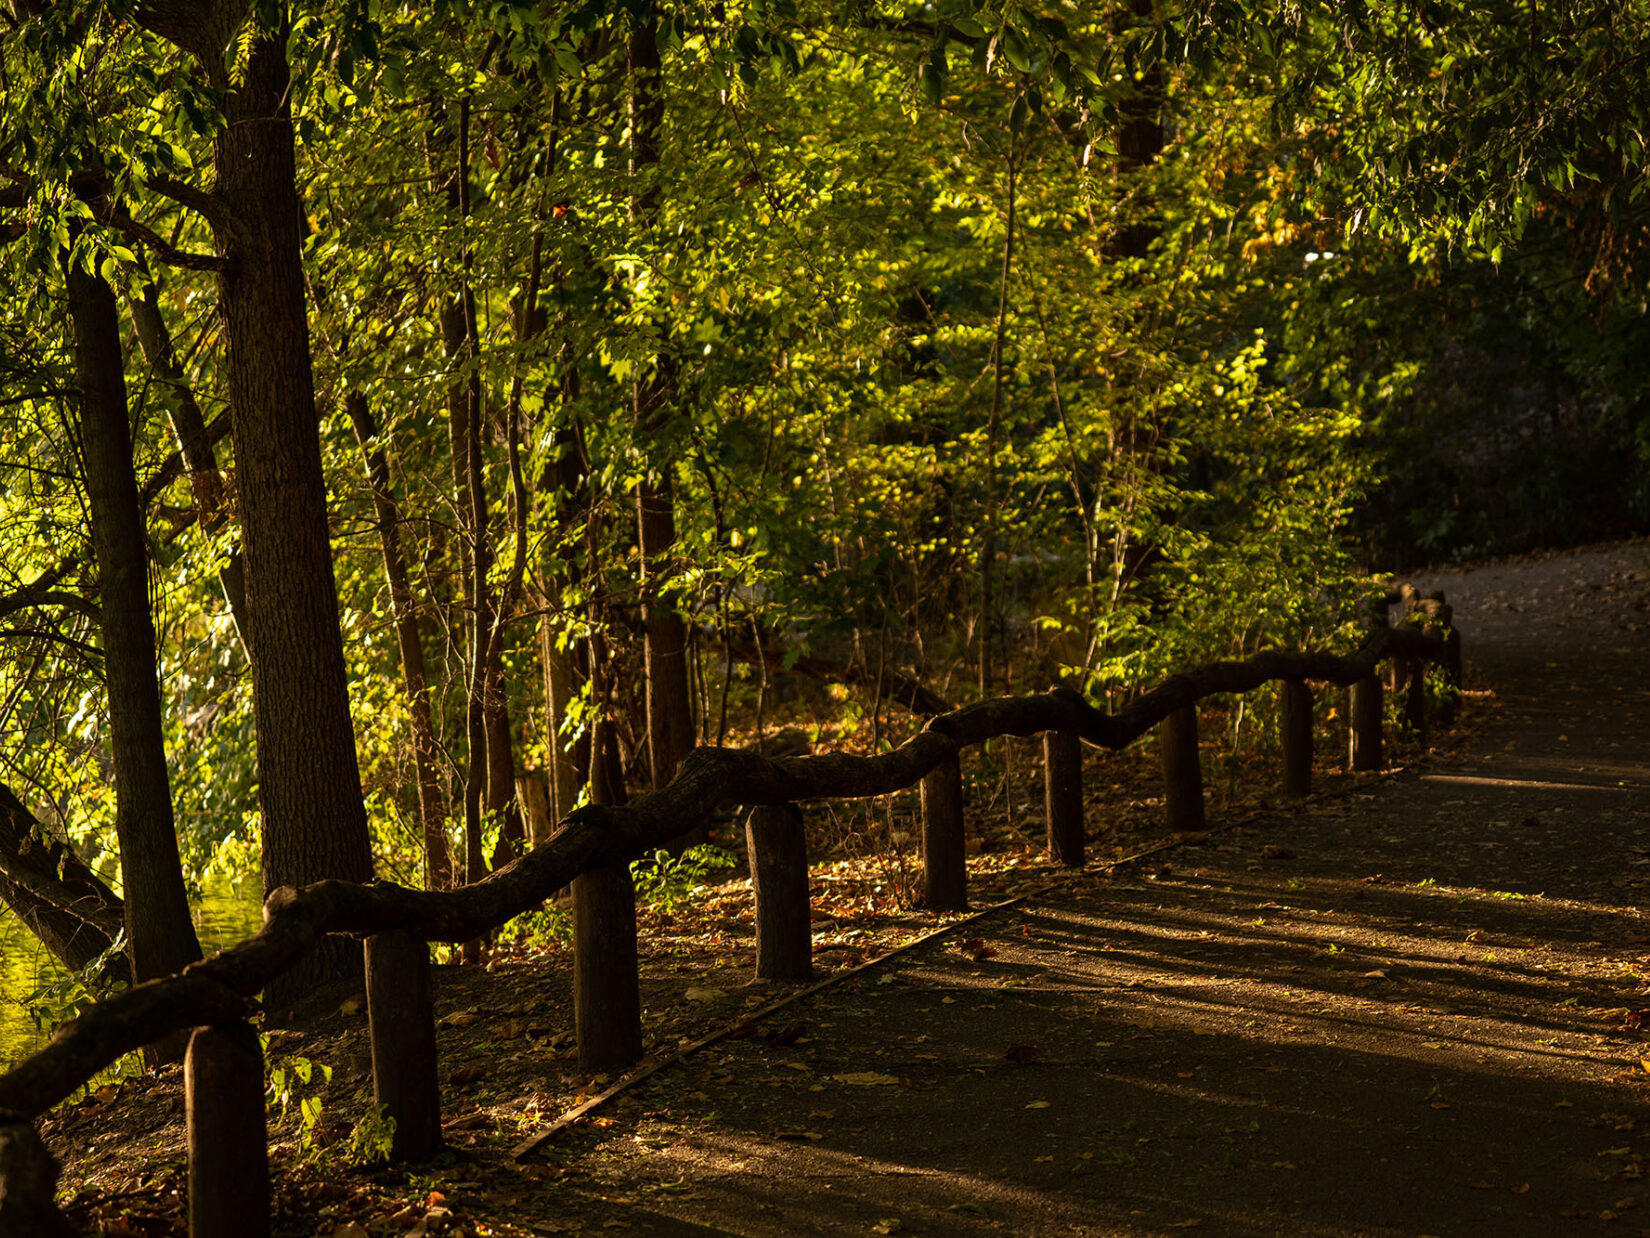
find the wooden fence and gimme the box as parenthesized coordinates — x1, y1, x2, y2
(0, 589, 1459, 1237)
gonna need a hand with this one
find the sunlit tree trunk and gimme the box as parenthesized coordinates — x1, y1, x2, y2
(124, 267, 251, 656)
(346, 394, 455, 889)
(132, 8, 376, 1005)
(65, 259, 202, 1029)
(630, 13, 695, 791)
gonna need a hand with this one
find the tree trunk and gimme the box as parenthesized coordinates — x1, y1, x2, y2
(65, 261, 202, 1004)
(0, 783, 127, 979)
(631, 14, 695, 791)
(346, 394, 454, 890)
(539, 419, 586, 825)
(440, 293, 490, 893)
(145, 21, 378, 1004)
(124, 267, 251, 655)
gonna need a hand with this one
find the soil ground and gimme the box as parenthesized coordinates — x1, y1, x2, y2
(38, 539, 1650, 1237)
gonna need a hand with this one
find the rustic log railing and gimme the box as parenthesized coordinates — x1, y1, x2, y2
(0, 593, 1458, 1235)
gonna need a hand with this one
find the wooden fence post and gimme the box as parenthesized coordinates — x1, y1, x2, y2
(921, 751, 967, 911)
(1042, 731, 1084, 867)
(746, 804, 813, 980)
(1403, 659, 1427, 732)
(573, 861, 643, 1071)
(186, 1020, 269, 1238)
(364, 929, 442, 1161)
(1439, 617, 1463, 725)
(1349, 674, 1384, 771)
(0, 1113, 75, 1238)
(1280, 680, 1313, 797)
(1160, 705, 1205, 832)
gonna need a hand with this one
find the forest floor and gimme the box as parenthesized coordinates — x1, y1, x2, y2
(40, 539, 1650, 1238)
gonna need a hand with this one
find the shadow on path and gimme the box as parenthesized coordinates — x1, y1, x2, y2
(541, 543, 1650, 1237)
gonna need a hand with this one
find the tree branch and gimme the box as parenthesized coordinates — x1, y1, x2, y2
(145, 175, 229, 231)
(138, 410, 232, 508)
(0, 566, 95, 623)
(99, 207, 226, 272)
(714, 635, 955, 716)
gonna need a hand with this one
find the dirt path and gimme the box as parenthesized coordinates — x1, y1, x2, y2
(518, 542, 1650, 1237)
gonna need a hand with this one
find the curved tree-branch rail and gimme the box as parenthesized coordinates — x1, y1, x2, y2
(0, 605, 1456, 1233)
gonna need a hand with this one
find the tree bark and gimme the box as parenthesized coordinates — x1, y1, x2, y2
(172, 22, 375, 1004)
(0, 783, 126, 979)
(978, 153, 1017, 698)
(631, 13, 695, 790)
(346, 394, 454, 889)
(0, 1112, 76, 1238)
(539, 421, 586, 825)
(124, 267, 251, 655)
(440, 292, 490, 893)
(65, 261, 202, 1004)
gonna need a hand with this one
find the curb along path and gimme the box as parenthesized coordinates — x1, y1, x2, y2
(532, 543, 1650, 1237)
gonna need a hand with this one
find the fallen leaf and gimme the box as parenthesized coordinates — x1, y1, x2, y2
(871, 1220, 903, 1234)
(685, 986, 727, 1002)
(1025, 1100, 1052, 1109)
(440, 1011, 481, 1028)
(958, 938, 997, 962)
(833, 1072, 899, 1086)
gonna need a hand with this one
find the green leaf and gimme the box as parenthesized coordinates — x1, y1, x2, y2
(1001, 26, 1031, 73)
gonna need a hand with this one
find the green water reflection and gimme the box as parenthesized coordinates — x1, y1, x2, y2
(0, 874, 264, 1070)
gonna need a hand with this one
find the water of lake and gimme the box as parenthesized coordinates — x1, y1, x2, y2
(0, 874, 264, 1071)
